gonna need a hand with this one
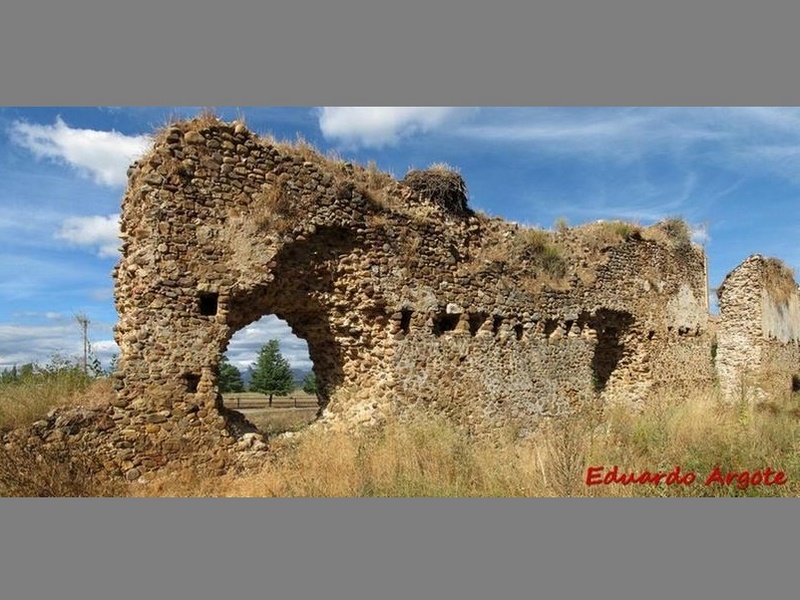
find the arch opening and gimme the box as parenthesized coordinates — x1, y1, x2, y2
(218, 314, 320, 435)
(209, 224, 359, 433)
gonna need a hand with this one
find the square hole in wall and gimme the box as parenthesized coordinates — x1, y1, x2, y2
(184, 373, 201, 393)
(432, 313, 460, 336)
(199, 292, 219, 316)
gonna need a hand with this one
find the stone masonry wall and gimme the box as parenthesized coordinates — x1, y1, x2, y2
(717, 255, 800, 400)
(110, 115, 714, 454)
(2, 116, 731, 480)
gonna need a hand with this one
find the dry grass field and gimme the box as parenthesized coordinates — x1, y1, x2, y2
(3, 367, 800, 497)
(221, 391, 319, 434)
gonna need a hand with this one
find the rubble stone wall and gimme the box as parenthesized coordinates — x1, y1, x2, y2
(716, 255, 800, 399)
(11, 115, 795, 482)
(108, 116, 715, 456)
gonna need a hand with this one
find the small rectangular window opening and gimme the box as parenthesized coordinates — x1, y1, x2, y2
(492, 316, 504, 335)
(468, 313, 488, 336)
(199, 292, 219, 316)
(432, 313, 460, 336)
(400, 309, 413, 334)
(544, 319, 560, 337)
(185, 373, 201, 393)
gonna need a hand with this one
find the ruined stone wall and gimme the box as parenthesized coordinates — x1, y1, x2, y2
(717, 255, 800, 400)
(1, 116, 724, 481)
(110, 115, 714, 442)
(389, 235, 715, 427)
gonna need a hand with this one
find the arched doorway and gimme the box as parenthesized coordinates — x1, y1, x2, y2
(218, 315, 319, 435)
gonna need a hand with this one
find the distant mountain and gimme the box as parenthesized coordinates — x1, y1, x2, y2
(292, 368, 311, 387)
(240, 367, 311, 389)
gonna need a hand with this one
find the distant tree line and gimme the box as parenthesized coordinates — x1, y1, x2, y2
(1, 314, 115, 387)
(2, 339, 317, 405)
(0, 352, 107, 387)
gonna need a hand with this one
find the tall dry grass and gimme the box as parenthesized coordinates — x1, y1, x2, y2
(0, 441, 123, 497)
(5, 361, 800, 497)
(0, 367, 119, 497)
(142, 412, 548, 497)
(582, 386, 800, 497)
(0, 364, 111, 432)
(139, 382, 800, 497)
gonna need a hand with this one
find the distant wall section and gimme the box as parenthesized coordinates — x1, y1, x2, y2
(717, 255, 800, 400)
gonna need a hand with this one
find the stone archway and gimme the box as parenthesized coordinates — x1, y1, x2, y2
(103, 114, 719, 477)
(111, 119, 401, 466)
(221, 224, 360, 412)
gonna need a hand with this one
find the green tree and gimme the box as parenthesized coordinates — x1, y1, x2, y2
(106, 354, 119, 376)
(218, 355, 244, 393)
(0, 366, 18, 385)
(249, 339, 294, 406)
(19, 363, 35, 380)
(301, 371, 318, 395)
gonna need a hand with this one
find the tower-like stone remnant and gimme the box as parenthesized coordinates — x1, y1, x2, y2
(716, 255, 800, 400)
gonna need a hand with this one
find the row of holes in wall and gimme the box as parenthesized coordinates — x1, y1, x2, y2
(199, 295, 697, 340)
(421, 313, 700, 339)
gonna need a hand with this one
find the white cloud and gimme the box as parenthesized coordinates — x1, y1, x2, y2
(460, 114, 650, 143)
(690, 224, 711, 246)
(11, 311, 63, 321)
(226, 315, 311, 371)
(55, 214, 120, 258)
(0, 319, 118, 371)
(318, 107, 471, 148)
(452, 107, 800, 175)
(9, 117, 150, 186)
(455, 108, 733, 164)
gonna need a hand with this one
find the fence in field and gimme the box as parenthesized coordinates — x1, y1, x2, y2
(222, 393, 321, 410)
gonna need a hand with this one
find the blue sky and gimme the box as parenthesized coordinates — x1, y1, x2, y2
(1, 106, 799, 373)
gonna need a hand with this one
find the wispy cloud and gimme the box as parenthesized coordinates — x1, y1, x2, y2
(226, 315, 311, 371)
(12, 311, 65, 321)
(318, 107, 472, 148)
(455, 108, 732, 164)
(55, 214, 120, 258)
(8, 117, 150, 186)
(454, 107, 800, 180)
(459, 113, 649, 143)
(0, 318, 117, 370)
(690, 224, 711, 246)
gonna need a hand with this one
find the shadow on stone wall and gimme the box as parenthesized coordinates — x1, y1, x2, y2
(590, 309, 635, 392)
(225, 225, 359, 414)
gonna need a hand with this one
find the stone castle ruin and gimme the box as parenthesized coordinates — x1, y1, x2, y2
(5, 115, 800, 480)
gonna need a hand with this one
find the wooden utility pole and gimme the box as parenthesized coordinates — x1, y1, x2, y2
(75, 313, 89, 374)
